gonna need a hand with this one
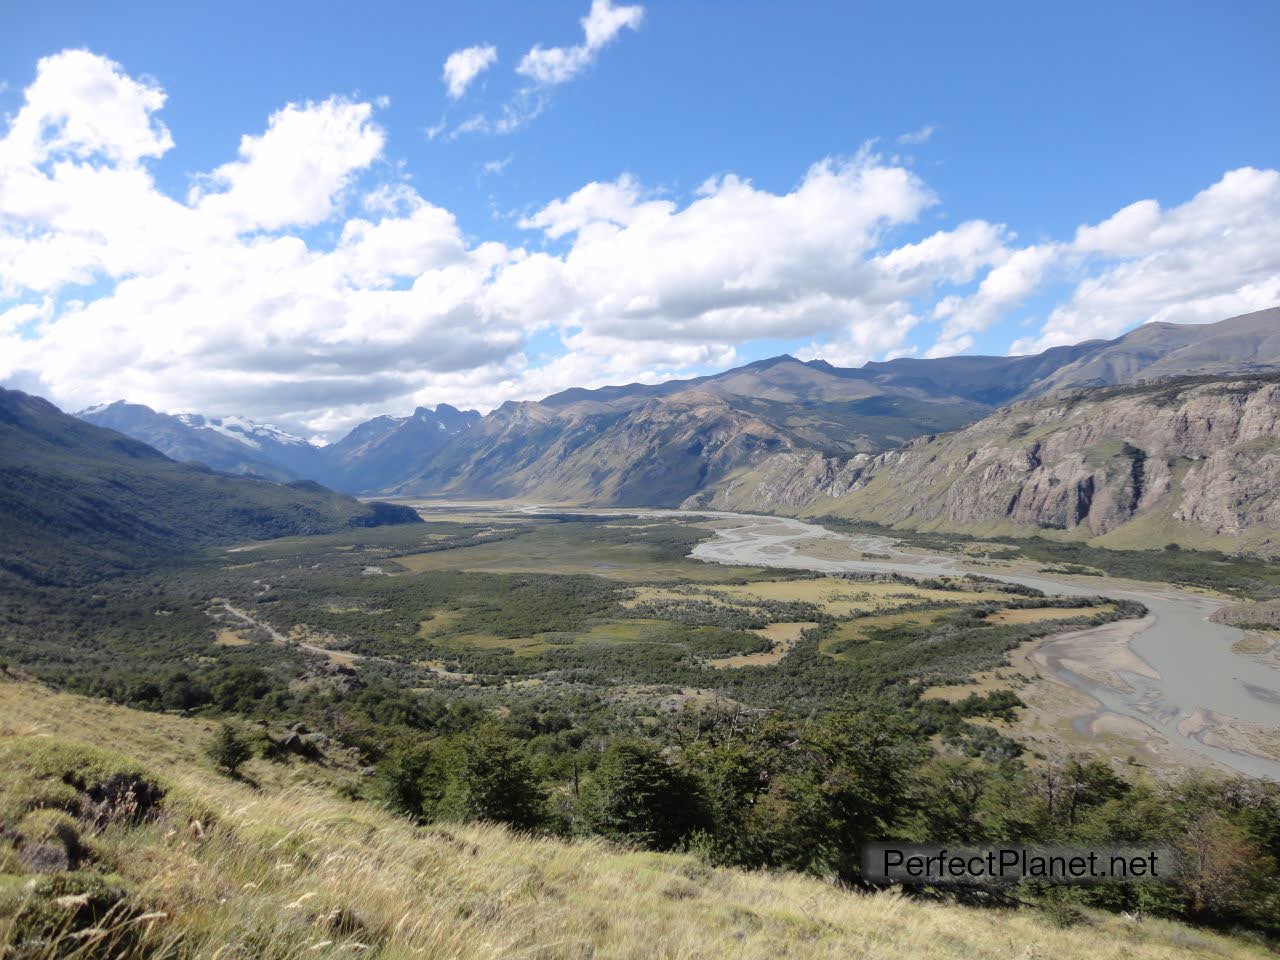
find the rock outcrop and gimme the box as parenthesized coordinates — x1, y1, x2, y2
(698, 375, 1280, 554)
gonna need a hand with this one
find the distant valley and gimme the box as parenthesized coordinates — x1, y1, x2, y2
(1, 389, 420, 586)
(9, 303, 1280, 957)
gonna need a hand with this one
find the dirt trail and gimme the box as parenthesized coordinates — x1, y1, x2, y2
(211, 600, 379, 667)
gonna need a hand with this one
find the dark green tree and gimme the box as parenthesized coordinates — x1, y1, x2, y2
(745, 709, 925, 881)
(206, 722, 252, 777)
(374, 740, 445, 820)
(438, 725, 547, 830)
(681, 738, 770, 865)
(576, 739, 708, 850)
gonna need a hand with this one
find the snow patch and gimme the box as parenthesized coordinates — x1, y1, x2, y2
(175, 412, 307, 450)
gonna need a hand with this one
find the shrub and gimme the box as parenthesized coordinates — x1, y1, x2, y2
(207, 722, 253, 777)
(375, 740, 445, 820)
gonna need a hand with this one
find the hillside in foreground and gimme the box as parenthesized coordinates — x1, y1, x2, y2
(0, 676, 1266, 960)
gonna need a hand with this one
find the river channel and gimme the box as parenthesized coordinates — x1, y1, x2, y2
(670, 510, 1280, 780)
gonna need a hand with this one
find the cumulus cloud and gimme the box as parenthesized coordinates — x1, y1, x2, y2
(442, 44, 497, 99)
(2, 48, 172, 165)
(0, 51, 529, 432)
(191, 98, 383, 231)
(1009, 167, 1280, 353)
(514, 158, 949, 348)
(794, 304, 922, 368)
(927, 245, 1058, 356)
(517, 173, 645, 238)
(3, 50, 1279, 437)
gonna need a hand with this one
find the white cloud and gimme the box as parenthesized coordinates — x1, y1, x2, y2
(926, 244, 1058, 356)
(442, 45, 497, 100)
(0, 52, 527, 432)
(517, 173, 646, 238)
(190, 97, 383, 231)
(1, 49, 172, 166)
(0, 298, 51, 336)
(795, 304, 922, 368)
(517, 156, 948, 347)
(517, 0, 644, 87)
(875, 220, 1008, 286)
(896, 124, 935, 146)
(453, 0, 644, 137)
(1010, 167, 1280, 353)
(3, 50, 1279, 437)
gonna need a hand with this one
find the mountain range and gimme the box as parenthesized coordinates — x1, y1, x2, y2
(79, 400, 481, 491)
(0, 388, 420, 586)
(78, 307, 1280, 513)
(77, 401, 323, 483)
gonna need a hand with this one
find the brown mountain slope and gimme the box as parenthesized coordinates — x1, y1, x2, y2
(76, 308, 1280, 506)
(1026, 306, 1280, 396)
(391, 357, 992, 505)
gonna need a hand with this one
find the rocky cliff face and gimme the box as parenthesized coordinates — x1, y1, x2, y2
(320, 404, 481, 492)
(697, 375, 1280, 553)
(383, 307, 1280, 506)
(395, 390, 798, 507)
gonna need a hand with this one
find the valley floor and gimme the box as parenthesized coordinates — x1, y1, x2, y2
(666, 507, 1280, 780)
(0, 676, 1267, 960)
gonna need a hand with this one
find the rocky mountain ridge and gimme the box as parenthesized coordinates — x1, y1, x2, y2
(78, 401, 481, 492)
(319, 403, 481, 492)
(76, 401, 307, 482)
(696, 373, 1280, 554)
(389, 307, 1280, 507)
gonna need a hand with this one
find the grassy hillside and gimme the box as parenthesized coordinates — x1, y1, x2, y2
(0, 388, 420, 586)
(0, 676, 1265, 960)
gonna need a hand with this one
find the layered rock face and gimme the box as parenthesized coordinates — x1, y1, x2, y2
(698, 376, 1280, 550)
(396, 390, 797, 507)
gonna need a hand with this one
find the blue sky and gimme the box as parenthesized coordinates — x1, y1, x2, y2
(2, 0, 1278, 435)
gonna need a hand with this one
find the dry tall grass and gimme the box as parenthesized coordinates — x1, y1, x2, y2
(0, 678, 1268, 959)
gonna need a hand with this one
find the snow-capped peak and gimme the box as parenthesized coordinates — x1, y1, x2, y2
(176, 413, 308, 451)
